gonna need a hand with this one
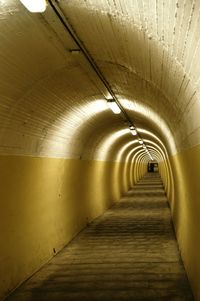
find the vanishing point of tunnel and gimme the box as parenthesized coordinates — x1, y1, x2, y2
(1, 0, 200, 300)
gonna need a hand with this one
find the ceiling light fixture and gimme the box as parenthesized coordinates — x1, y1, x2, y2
(19, 0, 47, 12)
(129, 125, 137, 136)
(107, 100, 121, 114)
(138, 139, 143, 145)
(149, 153, 153, 160)
(70, 49, 81, 54)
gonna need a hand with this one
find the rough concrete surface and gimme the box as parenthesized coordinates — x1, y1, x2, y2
(6, 173, 194, 301)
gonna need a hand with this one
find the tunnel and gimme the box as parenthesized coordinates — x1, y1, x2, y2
(1, 0, 200, 300)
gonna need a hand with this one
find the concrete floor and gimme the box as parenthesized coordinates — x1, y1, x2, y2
(6, 173, 194, 301)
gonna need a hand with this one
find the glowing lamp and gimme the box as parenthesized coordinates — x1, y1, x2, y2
(107, 100, 121, 114)
(129, 126, 137, 136)
(20, 0, 47, 12)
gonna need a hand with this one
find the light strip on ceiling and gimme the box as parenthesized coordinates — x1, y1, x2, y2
(19, 0, 47, 12)
(107, 100, 121, 114)
(129, 125, 137, 136)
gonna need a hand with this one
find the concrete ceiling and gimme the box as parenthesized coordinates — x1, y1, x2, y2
(1, 0, 199, 161)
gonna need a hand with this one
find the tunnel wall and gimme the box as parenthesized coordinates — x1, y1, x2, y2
(169, 145, 200, 301)
(159, 146, 200, 301)
(0, 154, 145, 300)
(159, 161, 170, 197)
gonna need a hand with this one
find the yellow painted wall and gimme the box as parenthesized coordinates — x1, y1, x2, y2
(159, 161, 168, 194)
(130, 159, 147, 186)
(0, 155, 129, 300)
(159, 144, 200, 301)
(168, 144, 200, 301)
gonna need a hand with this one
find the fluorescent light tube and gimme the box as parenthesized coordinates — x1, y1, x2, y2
(129, 126, 137, 136)
(20, 0, 47, 12)
(107, 100, 121, 114)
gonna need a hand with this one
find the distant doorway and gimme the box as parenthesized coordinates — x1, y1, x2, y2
(148, 161, 158, 172)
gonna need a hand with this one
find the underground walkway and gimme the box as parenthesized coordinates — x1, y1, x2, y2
(6, 173, 193, 301)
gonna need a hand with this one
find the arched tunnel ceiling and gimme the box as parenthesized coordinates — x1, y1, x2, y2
(1, 0, 200, 160)
(59, 0, 200, 150)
